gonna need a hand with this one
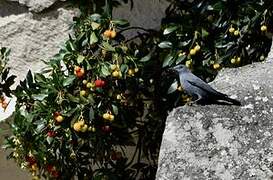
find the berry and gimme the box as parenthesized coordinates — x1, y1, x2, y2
(261, 25, 267, 32)
(80, 90, 87, 97)
(102, 125, 111, 133)
(229, 27, 235, 33)
(213, 63, 220, 70)
(230, 58, 236, 64)
(82, 80, 88, 84)
(103, 30, 112, 38)
(55, 115, 64, 123)
(81, 124, 88, 132)
(116, 94, 122, 100)
(134, 68, 139, 73)
(74, 66, 85, 78)
(95, 79, 106, 88)
(189, 49, 196, 56)
(73, 122, 82, 132)
(103, 113, 110, 120)
(194, 45, 201, 52)
(233, 30, 240, 36)
(112, 70, 120, 77)
(110, 30, 117, 39)
(109, 114, 115, 121)
(185, 60, 192, 68)
(128, 69, 134, 76)
(47, 131, 56, 137)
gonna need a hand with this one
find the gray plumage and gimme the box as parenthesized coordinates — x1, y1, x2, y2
(170, 65, 241, 105)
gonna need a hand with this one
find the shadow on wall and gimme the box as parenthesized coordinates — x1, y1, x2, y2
(0, 1, 28, 17)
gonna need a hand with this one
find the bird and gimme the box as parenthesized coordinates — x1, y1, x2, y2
(168, 64, 241, 106)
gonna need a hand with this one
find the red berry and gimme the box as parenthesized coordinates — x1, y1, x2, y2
(46, 164, 54, 172)
(51, 170, 60, 178)
(102, 125, 111, 133)
(47, 131, 56, 137)
(26, 156, 36, 165)
(95, 79, 106, 88)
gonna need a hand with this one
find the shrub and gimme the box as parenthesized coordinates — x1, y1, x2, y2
(3, 0, 273, 179)
(0, 47, 16, 110)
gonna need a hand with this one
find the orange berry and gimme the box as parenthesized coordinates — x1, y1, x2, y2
(110, 30, 117, 39)
(103, 30, 112, 38)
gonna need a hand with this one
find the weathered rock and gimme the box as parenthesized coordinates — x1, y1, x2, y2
(0, 1, 78, 82)
(7, 0, 65, 12)
(156, 59, 273, 179)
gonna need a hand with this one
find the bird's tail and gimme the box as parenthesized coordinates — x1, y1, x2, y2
(224, 97, 241, 106)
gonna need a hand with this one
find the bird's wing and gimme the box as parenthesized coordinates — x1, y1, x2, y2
(183, 72, 227, 97)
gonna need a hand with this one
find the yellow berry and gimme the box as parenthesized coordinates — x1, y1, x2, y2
(109, 114, 115, 121)
(261, 25, 267, 32)
(81, 124, 88, 132)
(229, 27, 235, 33)
(55, 115, 64, 123)
(134, 68, 139, 73)
(234, 30, 240, 36)
(82, 80, 88, 85)
(116, 94, 122, 100)
(103, 113, 110, 120)
(91, 127, 96, 132)
(112, 70, 120, 77)
(80, 90, 87, 97)
(236, 57, 241, 63)
(73, 122, 82, 132)
(213, 63, 220, 70)
(78, 120, 85, 126)
(185, 60, 192, 68)
(260, 55, 265, 61)
(128, 69, 134, 76)
(86, 82, 93, 88)
(194, 45, 201, 52)
(189, 49, 196, 56)
(231, 58, 236, 64)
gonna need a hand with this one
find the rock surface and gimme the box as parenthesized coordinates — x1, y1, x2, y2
(156, 59, 273, 179)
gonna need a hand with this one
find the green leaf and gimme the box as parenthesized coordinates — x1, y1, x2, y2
(102, 42, 115, 51)
(89, 106, 95, 121)
(67, 93, 80, 103)
(101, 64, 110, 76)
(32, 94, 48, 101)
(63, 75, 75, 87)
(163, 26, 178, 35)
(120, 64, 129, 73)
(90, 14, 101, 21)
(112, 104, 118, 115)
(91, 22, 100, 30)
(77, 54, 85, 64)
(139, 52, 152, 62)
(201, 28, 209, 37)
(176, 54, 186, 64)
(158, 41, 172, 49)
(90, 32, 98, 45)
(167, 81, 178, 94)
(162, 54, 174, 68)
(112, 19, 130, 27)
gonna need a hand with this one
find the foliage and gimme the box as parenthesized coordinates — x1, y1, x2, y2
(0, 47, 16, 110)
(161, 0, 273, 79)
(3, 0, 273, 180)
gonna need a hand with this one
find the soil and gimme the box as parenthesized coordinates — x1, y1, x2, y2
(0, 121, 30, 180)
